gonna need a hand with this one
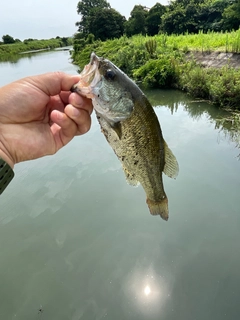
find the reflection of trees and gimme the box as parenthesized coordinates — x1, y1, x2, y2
(144, 88, 240, 155)
(0, 53, 35, 64)
(144, 88, 186, 114)
(0, 49, 60, 64)
(184, 103, 240, 154)
(215, 114, 240, 154)
(0, 54, 20, 64)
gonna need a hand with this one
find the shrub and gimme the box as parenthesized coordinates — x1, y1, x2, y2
(208, 67, 240, 109)
(133, 56, 178, 88)
(179, 63, 210, 99)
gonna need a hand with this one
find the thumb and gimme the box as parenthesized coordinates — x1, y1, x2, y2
(25, 72, 81, 96)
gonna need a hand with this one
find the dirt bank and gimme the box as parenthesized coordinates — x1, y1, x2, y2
(186, 51, 240, 69)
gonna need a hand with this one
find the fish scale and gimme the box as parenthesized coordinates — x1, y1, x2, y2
(73, 53, 179, 220)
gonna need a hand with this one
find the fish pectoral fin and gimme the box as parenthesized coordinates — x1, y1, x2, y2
(110, 121, 122, 139)
(163, 140, 179, 179)
(122, 166, 139, 187)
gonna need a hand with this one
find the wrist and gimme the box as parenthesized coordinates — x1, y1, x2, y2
(0, 149, 14, 169)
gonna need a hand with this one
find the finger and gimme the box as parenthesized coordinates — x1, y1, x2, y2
(68, 92, 93, 115)
(47, 95, 66, 114)
(59, 91, 72, 104)
(64, 104, 91, 135)
(50, 110, 77, 148)
(26, 72, 81, 97)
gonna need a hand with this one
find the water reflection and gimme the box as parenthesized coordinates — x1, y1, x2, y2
(147, 88, 240, 156)
(0, 47, 71, 65)
(144, 285, 151, 296)
(1, 50, 240, 320)
(124, 265, 170, 318)
(215, 114, 240, 154)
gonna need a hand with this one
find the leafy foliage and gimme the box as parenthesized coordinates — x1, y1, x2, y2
(160, 0, 237, 34)
(72, 30, 240, 109)
(146, 3, 166, 36)
(223, 0, 240, 30)
(0, 38, 72, 61)
(133, 56, 179, 88)
(76, 0, 111, 34)
(145, 39, 157, 57)
(2, 34, 15, 44)
(89, 8, 125, 41)
(124, 5, 148, 37)
(74, 0, 240, 40)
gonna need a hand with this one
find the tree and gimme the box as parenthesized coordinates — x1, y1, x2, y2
(2, 34, 15, 44)
(223, 0, 240, 30)
(76, 0, 111, 35)
(146, 3, 166, 36)
(160, 0, 207, 34)
(160, 0, 236, 34)
(89, 8, 125, 41)
(195, 0, 230, 32)
(124, 5, 148, 37)
(161, 4, 189, 34)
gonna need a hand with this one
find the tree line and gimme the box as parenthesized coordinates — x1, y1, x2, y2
(75, 0, 240, 42)
(0, 35, 70, 46)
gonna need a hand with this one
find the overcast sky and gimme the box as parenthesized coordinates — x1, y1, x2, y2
(0, 0, 169, 41)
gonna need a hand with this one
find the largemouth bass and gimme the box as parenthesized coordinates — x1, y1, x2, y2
(72, 53, 179, 220)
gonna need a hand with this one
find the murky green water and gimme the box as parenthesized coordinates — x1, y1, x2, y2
(0, 49, 240, 320)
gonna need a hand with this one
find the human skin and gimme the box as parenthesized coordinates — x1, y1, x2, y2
(0, 72, 93, 168)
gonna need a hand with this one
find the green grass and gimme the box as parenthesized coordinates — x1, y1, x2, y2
(72, 30, 240, 69)
(72, 30, 240, 110)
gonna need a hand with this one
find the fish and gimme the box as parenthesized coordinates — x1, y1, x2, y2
(72, 52, 179, 220)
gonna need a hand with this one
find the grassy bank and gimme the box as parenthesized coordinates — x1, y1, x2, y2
(72, 30, 240, 110)
(0, 38, 73, 61)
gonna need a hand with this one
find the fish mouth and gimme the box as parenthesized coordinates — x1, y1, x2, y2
(71, 52, 101, 97)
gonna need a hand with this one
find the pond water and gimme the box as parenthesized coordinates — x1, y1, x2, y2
(0, 49, 240, 320)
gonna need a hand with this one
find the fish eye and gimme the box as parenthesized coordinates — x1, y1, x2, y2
(105, 69, 116, 80)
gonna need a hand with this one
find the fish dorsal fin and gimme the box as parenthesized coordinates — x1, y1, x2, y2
(163, 140, 179, 179)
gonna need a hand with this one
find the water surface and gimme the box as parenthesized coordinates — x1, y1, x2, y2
(0, 50, 240, 320)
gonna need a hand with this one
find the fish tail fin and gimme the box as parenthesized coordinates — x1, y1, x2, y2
(146, 197, 169, 221)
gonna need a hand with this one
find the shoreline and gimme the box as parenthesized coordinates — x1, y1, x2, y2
(186, 51, 240, 69)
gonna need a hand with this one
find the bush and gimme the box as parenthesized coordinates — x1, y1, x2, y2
(133, 56, 179, 88)
(208, 67, 240, 108)
(71, 31, 240, 109)
(179, 63, 210, 98)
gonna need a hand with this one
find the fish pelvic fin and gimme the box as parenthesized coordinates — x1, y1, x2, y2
(146, 197, 169, 221)
(163, 140, 179, 179)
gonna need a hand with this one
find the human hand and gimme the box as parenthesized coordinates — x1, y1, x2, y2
(0, 72, 93, 168)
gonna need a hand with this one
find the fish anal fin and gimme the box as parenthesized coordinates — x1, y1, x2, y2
(163, 140, 179, 179)
(146, 197, 169, 221)
(122, 165, 139, 187)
